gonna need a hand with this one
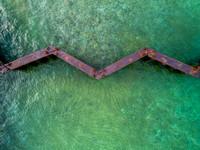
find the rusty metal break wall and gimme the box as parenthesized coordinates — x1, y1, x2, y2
(0, 46, 199, 79)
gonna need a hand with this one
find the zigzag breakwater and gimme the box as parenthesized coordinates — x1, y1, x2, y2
(0, 46, 199, 79)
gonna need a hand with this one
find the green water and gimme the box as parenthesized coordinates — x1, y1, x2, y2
(0, 0, 200, 149)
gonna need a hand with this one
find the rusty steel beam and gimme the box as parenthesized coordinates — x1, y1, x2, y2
(95, 48, 147, 79)
(0, 46, 199, 79)
(51, 46, 98, 78)
(146, 48, 200, 78)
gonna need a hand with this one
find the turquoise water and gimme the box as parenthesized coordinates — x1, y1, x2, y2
(0, 0, 200, 149)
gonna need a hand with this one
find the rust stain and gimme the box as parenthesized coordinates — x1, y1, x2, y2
(92, 68, 99, 77)
(55, 47, 59, 51)
(139, 51, 146, 57)
(190, 67, 199, 76)
(128, 58, 133, 63)
(177, 63, 183, 68)
(100, 74, 105, 78)
(161, 57, 168, 64)
(64, 56, 69, 61)
(148, 49, 157, 58)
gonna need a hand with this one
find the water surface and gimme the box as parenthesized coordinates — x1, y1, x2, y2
(0, 0, 200, 149)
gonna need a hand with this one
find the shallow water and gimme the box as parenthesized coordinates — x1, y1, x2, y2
(0, 0, 200, 149)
